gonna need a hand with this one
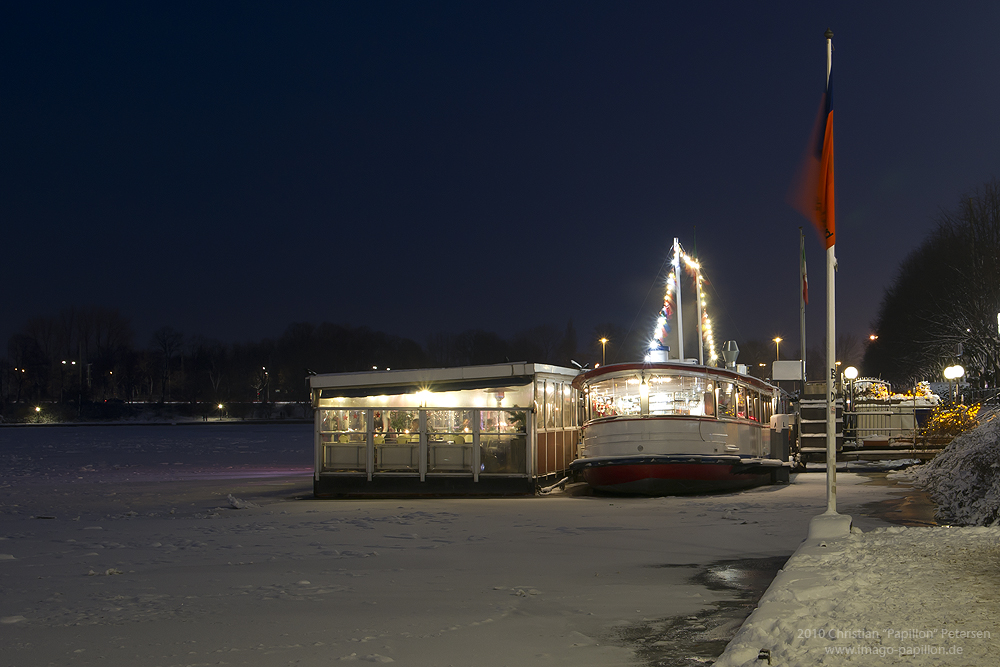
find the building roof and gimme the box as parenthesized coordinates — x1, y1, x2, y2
(310, 362, 579, 394)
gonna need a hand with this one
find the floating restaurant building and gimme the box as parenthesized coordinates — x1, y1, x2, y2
(309, 363, 581, 497)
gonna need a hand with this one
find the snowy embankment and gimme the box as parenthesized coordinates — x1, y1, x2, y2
(896, 408, 1000, 526)
(715, 412, 1000, 666)
(716, 524, 1000, 666)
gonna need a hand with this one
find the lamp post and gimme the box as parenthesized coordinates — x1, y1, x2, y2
(843, 366, 858, 442)
(944, 365, 965, 404)
(599, 338, 608, 367)
(773, 337, 782, 361)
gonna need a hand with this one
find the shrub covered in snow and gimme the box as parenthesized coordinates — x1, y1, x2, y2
(923, 402, 981, 436)
(902, 408, 1000, 526)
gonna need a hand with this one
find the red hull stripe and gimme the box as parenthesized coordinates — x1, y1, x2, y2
(585, 462, 764, 486)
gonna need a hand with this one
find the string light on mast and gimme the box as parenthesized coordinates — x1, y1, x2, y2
(647, 240, 718, 365)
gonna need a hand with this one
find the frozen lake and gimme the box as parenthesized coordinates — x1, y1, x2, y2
(0, 424, 931, 666)
(0, 422, 314, 481)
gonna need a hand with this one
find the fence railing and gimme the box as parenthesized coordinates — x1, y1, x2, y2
(843, 399, 934, 446)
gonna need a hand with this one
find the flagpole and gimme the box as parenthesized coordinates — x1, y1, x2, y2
(823, 27, 838, 515)
(799, 227, 808, 459)
(799, 227, 807, 381)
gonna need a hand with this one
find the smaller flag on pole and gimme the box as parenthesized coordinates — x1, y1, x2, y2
(801, 243, 809, 305)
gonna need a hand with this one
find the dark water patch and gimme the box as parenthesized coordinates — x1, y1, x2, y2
(615, 556, 789, 666)
(857, 472, 938, 526)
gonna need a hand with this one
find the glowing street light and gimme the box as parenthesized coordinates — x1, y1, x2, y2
(843, 366, 859, 434)
(599, 338, 609, 366)
(772, 337, 782, 361)
(944, 365, 966, 404)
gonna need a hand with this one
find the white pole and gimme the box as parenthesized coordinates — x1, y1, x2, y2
(799, 227, 807, 459)
(696, 264, 704, 365)
(673, 237, 685, 360)
(799, 228, 807, 380)
(824, 28, 838, 515)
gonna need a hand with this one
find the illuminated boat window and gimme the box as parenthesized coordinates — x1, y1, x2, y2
(587, 376, 642, 417)
(647, 374, 709, 416)
(718, 381, 736, 418)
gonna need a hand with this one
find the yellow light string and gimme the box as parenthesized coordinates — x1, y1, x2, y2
(650, 242, 719, 365)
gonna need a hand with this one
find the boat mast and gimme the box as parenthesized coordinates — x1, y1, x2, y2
(695, 263, 704, 365)
(673, 237, 684, 360)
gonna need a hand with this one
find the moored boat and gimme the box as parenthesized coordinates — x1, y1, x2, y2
(569, 359, 790, 494)
(569, 237, 792, 494)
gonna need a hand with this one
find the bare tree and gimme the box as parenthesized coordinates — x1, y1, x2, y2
(152, 326, 184, 402)
(866, 180, 1000, 386)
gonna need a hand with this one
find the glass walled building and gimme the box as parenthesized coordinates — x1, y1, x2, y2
(310, 363, 581, 497)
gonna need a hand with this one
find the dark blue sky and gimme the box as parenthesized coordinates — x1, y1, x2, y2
(4, 2, 1000, 361)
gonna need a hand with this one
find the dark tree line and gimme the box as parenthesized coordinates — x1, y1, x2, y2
(0, 309, 586, 412)
(865, 180, 1000, 387)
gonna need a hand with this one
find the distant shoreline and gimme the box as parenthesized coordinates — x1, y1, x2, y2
(0, 418, 312, 428)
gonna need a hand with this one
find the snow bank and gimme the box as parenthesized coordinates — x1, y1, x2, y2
(717, 525, 1000, 666)
(898, 409, 1000, 526)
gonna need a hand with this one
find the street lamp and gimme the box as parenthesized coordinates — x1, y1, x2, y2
(599, 338, 609, 367)
(843, 366, 859, 441)
(772, 337, 782, 361)
(944, 365, 965, 403)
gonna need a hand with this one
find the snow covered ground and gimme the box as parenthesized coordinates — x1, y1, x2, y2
(0, 424, 957, 666)
(717, 414, 1000, 666)
(716, 523, 999, 666)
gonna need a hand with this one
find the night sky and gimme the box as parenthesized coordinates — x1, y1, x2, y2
(5, 2, 1000, 362)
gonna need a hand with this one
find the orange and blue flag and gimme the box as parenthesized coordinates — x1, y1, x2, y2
(792, 72, 835, 248)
